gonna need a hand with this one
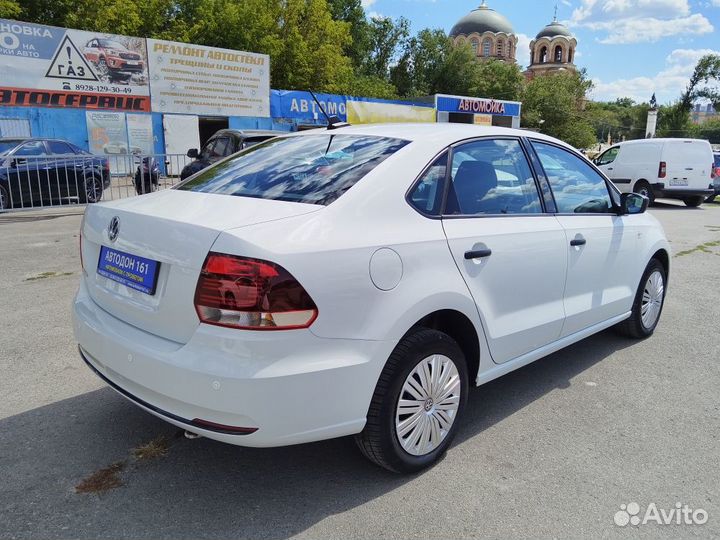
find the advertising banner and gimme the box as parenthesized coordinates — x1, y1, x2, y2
(86, 111, 129, 173)
(346, 100, 435, 124)
(271, 90, 349, 122)
(0, 19, 150, 111)
(147, 38, 269, 117)
(126, 114, 154, 155)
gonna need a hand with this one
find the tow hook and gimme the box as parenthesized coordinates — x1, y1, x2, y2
(184, 430, 202, 440)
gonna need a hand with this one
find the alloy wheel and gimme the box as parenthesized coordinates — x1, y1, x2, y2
(641, 270, 664, 329)
(395, 354, 461, 456)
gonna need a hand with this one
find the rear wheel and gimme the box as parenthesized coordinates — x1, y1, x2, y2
(706, 195, 716, 203)
(355, 328, 468, 473)
(615, 259, 666, 339)
(633, 180, 654, 204)
(81, 176, 104, 204)
(683, 196, 704, 207)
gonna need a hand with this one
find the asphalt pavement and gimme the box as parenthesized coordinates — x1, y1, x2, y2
(1, 201, 719, 539)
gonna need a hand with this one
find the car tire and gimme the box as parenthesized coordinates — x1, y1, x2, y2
(0, 185, 9, 211)
(81, 176, 104, 204)
(355, 328, 469, 473)
(683, 196, 704, 207)
(615, 259, 666, 339)
(633, 180, 654, 205)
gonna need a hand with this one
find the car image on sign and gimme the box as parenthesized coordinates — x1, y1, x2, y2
(74, 124, 670, 474)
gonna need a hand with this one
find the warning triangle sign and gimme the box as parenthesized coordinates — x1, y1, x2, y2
(45, 35, 98, 81)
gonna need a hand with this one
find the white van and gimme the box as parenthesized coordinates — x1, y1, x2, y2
(594, 138, 714, 207)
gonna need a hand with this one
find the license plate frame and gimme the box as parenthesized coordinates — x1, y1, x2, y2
(97, 246, 161, 295)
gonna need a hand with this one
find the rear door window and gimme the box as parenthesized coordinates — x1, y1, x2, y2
(46, 141, 74, 155)
(178, 134, 409, 205)
(445, 139, 542, 215)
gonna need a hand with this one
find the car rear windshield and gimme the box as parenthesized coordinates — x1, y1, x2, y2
(176, 134, 409, 205)
(0, 141, 20, 155)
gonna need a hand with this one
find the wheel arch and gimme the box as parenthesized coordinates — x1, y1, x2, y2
(407, 309, 481, 384)
(651, 248, 670, 285)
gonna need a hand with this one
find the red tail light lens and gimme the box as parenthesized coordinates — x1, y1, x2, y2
(194, 253, 318, 330)
(658, 161, 666, 179)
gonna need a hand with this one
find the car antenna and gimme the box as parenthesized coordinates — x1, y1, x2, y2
(308, 90, 350, 130)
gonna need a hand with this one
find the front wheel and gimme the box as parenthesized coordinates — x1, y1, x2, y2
(615, 259, 666, 339)
(683, 196, 704, 207)
(355, 328, 469, 473)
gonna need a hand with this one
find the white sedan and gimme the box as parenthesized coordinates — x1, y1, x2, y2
(73, 124, 669, 473)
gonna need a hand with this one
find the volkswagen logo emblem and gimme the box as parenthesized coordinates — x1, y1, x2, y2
(108, 216, 120, 242)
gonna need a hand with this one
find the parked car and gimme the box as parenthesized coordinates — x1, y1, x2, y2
(83, 38, 145, 83)
(74, 124, 670, 473)
(707, 152, 720, 203)
(594, 138, 714, 207)
(179, 129, 282, 179)
(0, 138, 110, 210)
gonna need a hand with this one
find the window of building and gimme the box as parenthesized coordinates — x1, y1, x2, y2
(539, 46, 548, 63)
(482, 39, 492, 57)
(470, 39, 479, 55)
(496, 39, 504, 57)
(554, 45, 563, 63)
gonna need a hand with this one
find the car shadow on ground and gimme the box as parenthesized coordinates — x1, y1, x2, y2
(0, 329, 636, 539)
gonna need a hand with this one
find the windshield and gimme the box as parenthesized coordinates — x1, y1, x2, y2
(0, 141, 20, 156)
(177, 134, 409, 205)
(98, 39, 125, 49)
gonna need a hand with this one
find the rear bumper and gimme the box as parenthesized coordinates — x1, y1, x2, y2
(73, 279, 393, 447)
(651, 183, 713, 198)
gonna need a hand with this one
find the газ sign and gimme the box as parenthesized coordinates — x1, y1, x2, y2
(0, 19, 150, 111)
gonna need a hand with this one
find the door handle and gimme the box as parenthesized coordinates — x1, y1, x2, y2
(570, 237, 587, 247)
(464, 248, 492, 260)
(685, 167, 694, 171)
(607, 167, 613, 171)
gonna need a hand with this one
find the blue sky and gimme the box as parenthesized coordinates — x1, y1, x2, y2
(363, 0, 720, 105)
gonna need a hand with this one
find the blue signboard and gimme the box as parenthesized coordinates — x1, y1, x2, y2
(436, 95, 521, 117)
(271, 90, 349, 122)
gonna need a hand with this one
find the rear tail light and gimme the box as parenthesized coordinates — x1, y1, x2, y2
(194, 253, 318, 330)
(658, 161, 666, 179)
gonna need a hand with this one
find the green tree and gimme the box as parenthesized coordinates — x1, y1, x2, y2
(522, 71, 596, 148)
(326, 0, 370, 69)
(471, 59, 524, 101)
(362, 16, 409, 80)
(689, 118, 720, 144)
(391, 29, 481, 97)
(658, 54, 720, 136)
(0, 0, 20, 18)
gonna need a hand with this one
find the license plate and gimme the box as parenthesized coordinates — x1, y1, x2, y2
(97, 246, 160, 295)
(126, 60, 139, 65)
(669, 178, 688, 186)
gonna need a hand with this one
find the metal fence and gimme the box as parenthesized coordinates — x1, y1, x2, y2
(0, 153, 193, 212)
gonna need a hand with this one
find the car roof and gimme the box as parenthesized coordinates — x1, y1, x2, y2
(617, 138, 709, 146)
(212, 129, 283, 139)
(284, 123, 569, 148)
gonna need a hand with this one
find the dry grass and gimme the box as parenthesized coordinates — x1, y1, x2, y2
(75, 461, 125, 494)
(132, 436, 169, 461)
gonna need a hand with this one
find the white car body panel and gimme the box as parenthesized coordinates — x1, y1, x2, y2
(73, 123, 671, 448)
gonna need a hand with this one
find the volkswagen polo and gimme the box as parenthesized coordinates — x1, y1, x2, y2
(73, 124, 669, 473)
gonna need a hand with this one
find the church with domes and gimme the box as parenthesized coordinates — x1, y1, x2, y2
(448, 1, 577, 78)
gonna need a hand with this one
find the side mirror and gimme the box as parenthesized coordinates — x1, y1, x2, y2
(620, 192, 648, 215)
(10, 158, 27, 168)
(187, 148, 199, 159)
